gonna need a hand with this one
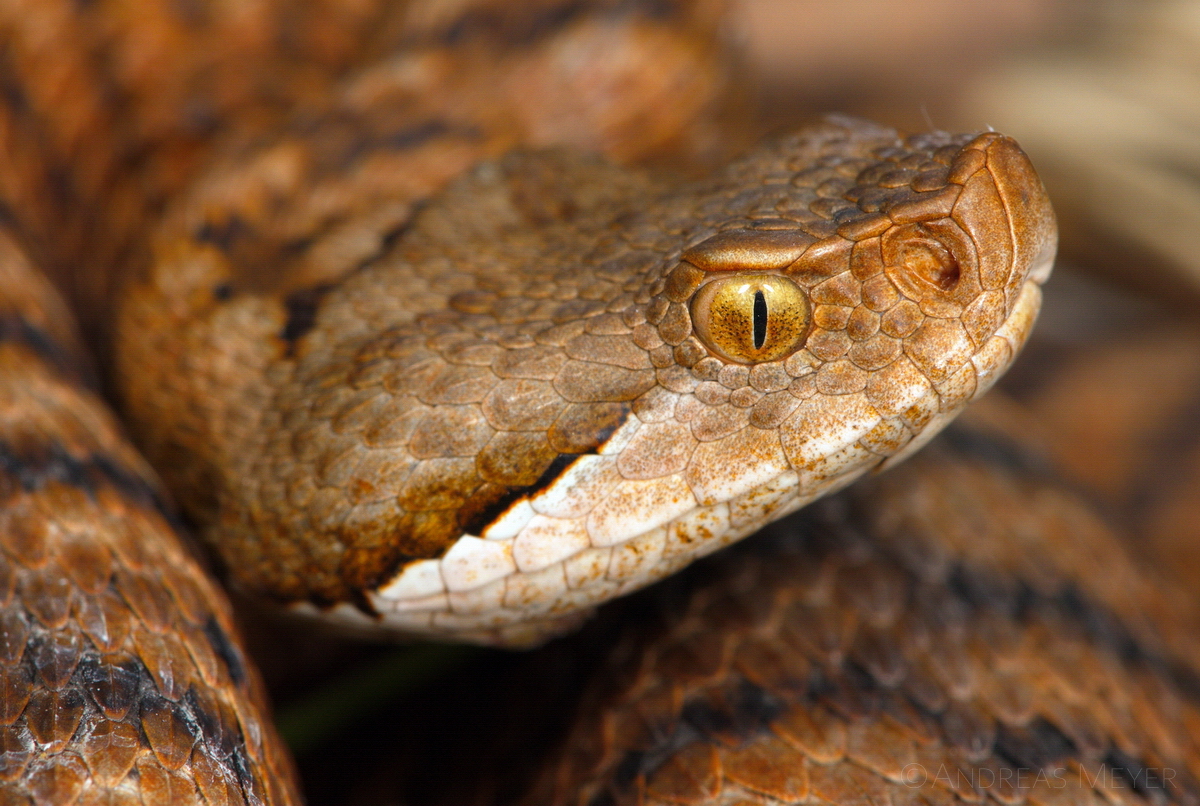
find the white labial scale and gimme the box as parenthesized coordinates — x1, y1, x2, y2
(779, 392, 882, 468)
(585, 474, 697, 547)
(611, 576, 653, 600)
(503, 562, 569, 612)
(512, 514, 591, 572)
(692, 522, 757, 560)
(546, 573, 624, 614)
(606, 526, 667, 582)
(613, 541, 693, 594)
(527, 454, 620, 519)
(380, 591, 449, 614)
(1028, 244, 1055, 285)
(880, 408, 959, 473)
(727, 470, 801, 532)
(501, 469, 837, 633)
(971, 334, 1015, 397)
(291, 600, 379, 629)
(685, 427, 792, 506)
(294, 600, 436, 636)
(563, 546, 612, 590)
(347, 465, 877, 643)
(797, 457, 880, 505)
(389, 612, 436, 634)
(806, 440, 882, 487)
(374, 557, 445, 601)
(649, 551, 694, 581)
(858, 415, 912, 457)
(432, 605, 524, 633)
(482, 499, 534, 540)
(440, 535, 516, 592)
(932, 361, 979, 411)
(663, 503, 732, 559)
(448, 575, 508, 614)
(995, 282, 1042, 357)
(867, 356, 938, 421)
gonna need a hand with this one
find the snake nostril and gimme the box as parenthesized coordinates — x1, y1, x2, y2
(903, 240, 960, 291)
(882, 223, 966, 300)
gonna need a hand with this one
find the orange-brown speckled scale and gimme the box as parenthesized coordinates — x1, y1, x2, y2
(0, 233, 300, 805)
(528, 401, 1200, 806)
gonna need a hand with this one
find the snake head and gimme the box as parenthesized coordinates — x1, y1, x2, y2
(660, 122, 1057, 491)
(351, 119, 1056, 644)
(124, 115, 1053, 646)
(632, 126, 1054, 529)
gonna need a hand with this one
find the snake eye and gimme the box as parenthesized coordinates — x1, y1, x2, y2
(690, 275, 811, 364)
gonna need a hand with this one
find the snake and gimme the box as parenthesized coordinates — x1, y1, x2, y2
(4, 1, 1195, 804)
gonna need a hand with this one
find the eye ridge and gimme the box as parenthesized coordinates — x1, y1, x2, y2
(752, 290, 767, 350)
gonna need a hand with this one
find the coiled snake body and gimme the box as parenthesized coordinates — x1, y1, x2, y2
(0, 2, 1195, 805)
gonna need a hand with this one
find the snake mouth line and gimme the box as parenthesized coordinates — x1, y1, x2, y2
(328, 268, 1049, 647)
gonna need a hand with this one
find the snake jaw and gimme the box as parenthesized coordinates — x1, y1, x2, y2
(342, 124, 1058, 646)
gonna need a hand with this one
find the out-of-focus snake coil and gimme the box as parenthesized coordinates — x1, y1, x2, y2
(0, 2, 1194, 806)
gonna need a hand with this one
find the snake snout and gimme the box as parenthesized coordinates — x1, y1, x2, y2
(956, 132, 1058, 301)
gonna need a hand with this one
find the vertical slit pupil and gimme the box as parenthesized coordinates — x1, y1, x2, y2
(753, 290, 767, 350)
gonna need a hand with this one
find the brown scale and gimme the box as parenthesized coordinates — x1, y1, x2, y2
(521, 401, 1200, 806)
(0, 233, 300, 805)
(105, 0, 734, 605)
(116, 113, 1051, 607)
